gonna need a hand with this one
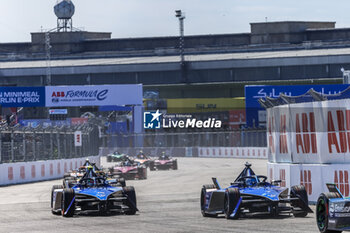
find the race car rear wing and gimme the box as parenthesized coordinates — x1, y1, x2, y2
(212, 177, 221, 190)
(326, 183, 344, 198)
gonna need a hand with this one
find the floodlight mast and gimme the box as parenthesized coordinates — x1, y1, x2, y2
(175, 10, 186, 82)
(175, 10, 185, 66)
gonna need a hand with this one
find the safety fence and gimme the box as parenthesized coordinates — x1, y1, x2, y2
(103, 129, 267, 148)
(99, 146, 267, 159)
(0, 124, 100, 163)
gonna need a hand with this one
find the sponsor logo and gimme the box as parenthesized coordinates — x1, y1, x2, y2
(97, 192, 106, 198)
(279, 114, 288, 154)
(143, 110, 222, 129)
(328, 110, 350, 154)
(300, 170, 312, 195)
(51, 89, 108, 103)
(279, 169, 286, 187)
(334, 170, 349, 196)
(295, 112, 317, 154)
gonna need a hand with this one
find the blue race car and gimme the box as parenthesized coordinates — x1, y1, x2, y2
(51, 166, 137, 217)
(316, 183, 350, 233)
(200, 162, 313, 219)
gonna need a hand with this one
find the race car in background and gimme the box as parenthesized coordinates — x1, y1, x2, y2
(316, 183, 350, 233)
(149, 152, 178, 171)
(51, 166, 137, 217)
(200, 162, 313, 219)
(63, 160, 124, 188)
(108, 157, 147, 180)
(133, 151, 154, 168)
(106, 151, 129, 163)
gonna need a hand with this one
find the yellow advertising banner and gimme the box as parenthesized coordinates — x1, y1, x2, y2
(166, 97, 245, 113)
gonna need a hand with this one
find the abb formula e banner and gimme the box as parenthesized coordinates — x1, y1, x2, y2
(0, 85, 142, 107)
(267, 98, 350, 164)
(46, 84, 143, 107)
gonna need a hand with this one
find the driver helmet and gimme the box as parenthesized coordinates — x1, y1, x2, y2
(86, 178, 95, 187)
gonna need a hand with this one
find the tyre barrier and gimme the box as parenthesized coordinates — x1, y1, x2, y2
(0, 156, 99, 186)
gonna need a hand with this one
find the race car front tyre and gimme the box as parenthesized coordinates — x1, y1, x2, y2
(316, 192, 342, 233)
(123, 186, 137, 215)
(61, 188, 75, 217)
(224, 188, 240, 220)
(117, 178, 126, 187)
(200, 184, 217, 217)
(173, 160, 178, 170)
(51, 185, 63, 214)
(290, 185, 309, 217)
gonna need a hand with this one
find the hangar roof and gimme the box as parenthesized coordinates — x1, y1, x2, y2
(1, 47, 350, 69)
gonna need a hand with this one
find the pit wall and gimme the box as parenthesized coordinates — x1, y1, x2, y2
(100, 147, 267, 159)
(0, 156, 99, 186)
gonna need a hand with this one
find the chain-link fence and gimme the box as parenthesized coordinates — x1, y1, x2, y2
(103, 129, 266, 148)
(0, 124, 100, 163)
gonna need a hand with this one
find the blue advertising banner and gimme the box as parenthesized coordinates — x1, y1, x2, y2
(245, 84, 350, 127)
(0, 87, 45, 107)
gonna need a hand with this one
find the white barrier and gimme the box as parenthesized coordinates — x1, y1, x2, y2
(268, 162, 350, 202)
(0, 156, 100, 186)
(198, 147, 267, 159)
(267, 99, 350, 164)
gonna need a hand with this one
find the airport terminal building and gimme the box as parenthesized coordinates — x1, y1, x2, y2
(1, 21, 350, 98)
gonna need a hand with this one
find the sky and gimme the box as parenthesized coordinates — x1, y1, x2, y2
(1, 0, 350, 43)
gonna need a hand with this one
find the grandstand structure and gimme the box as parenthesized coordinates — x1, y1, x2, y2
(0, 21, 349, 99)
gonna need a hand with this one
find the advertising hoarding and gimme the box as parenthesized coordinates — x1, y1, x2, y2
(245, 84, 350, 127)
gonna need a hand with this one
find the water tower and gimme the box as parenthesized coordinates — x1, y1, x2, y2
(54, 0, 75, 32)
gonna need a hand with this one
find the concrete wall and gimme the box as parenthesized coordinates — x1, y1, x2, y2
(0, 155, 100, 186)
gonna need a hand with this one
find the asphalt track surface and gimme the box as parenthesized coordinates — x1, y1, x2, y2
(0, 158, 319, 233)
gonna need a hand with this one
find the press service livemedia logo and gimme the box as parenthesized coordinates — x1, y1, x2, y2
(143, 110, 162, 129)
(143, 109, 222, 129)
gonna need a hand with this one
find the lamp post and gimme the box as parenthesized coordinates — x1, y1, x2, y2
(175, 10, 186, 82)
(45, 32, 52, 86)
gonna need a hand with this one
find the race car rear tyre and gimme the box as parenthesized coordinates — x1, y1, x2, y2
(51, 185, 63, 214)
(224, 188, 240, 220)
(143, 168, 147, 179)
(61, 188, 75, 217)
(290, 185, 309, 217)
(149, 161, 155, 171)
(316, 192, 342, 233)
(123, 186, 137, 215)
(200, 184, 217, 217)
(173, 160, 178, 170)
(63, 173, 71, 178)
(107, 156, 112, 163)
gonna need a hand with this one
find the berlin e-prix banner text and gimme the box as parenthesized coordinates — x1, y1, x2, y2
(0, 85, 142, 107)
